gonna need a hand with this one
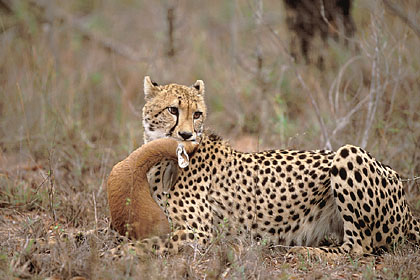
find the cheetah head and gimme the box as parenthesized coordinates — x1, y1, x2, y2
(142, 76, 207, 143)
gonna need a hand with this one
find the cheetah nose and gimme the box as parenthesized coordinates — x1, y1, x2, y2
(178, 131, 193, 140)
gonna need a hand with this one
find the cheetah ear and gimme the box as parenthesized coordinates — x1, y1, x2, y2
(144, 76, 159, 100)
(192, 80, 205, 96)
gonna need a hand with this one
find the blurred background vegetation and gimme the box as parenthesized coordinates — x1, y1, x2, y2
(0, 0, 420, 278)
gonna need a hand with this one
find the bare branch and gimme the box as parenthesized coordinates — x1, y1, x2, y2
(166, 6, 176, 57)
(16, 0, 147, 61)
(360, 10, 387, 149)
(383, 0, 420, 39)
(296, 72, 332, 150)
(264, 20, 331, 149)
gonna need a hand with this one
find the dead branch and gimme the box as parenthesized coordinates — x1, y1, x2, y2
(0, 0, 12, 13)
(167, 6, 176, 57)
(265, 18, 332, 149)
(5, 0, 147, 62)
(296, 72, 332, 150)
(383, 0, 420, 39)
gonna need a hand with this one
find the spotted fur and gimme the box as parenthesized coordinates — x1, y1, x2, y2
(111, 77, 420, 258)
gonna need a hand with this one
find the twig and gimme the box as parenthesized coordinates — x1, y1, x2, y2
(319, 0, 355, 43)
(386, 175, 420, 183)
(17, 0, 147, 61)
(383, 0, 420, 39)
(48, 157, 56, 222)
(296, 72, 332, 150)
(332, 92, 370, 137)
(16, 83, 33, 155)
(360, 11, 385, 149)
(265, 21, 332, 149)
(328, 55, 363, 114)
(0, 0, 12, 13)
(92, 192, 98, 231)
(47, 126, 58, 222)
(167, 5, 176, 57)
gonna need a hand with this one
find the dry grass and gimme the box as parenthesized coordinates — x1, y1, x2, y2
(1, 0, 420, 279)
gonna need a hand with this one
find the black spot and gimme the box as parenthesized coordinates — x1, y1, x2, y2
(338, 193, 345, 203)
(363, 203, 371, 212)
(331, 166, 338, 176)
(357, 189, 364, 200)
(363, 168, 368, 176)
(354, 171, 362, 183)
(299, 154, 306, 160)
(381, 178, 387, 188)
(376, 232, 382, 242)
(367, 188, 374, 198)
(382, 224, 389, 233)
(275, 215, 283, 222)
(343, 215, 353, 223)
(340, 148, 349, 158)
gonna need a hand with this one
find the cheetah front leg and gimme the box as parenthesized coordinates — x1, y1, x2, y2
(106, 229, 211, 259)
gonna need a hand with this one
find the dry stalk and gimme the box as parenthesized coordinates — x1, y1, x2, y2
(328, 55, 363, 114)
(253, 0, 269, 137)
(8, 0, 148, 62)
(319, 0, 355, 42)
(92, 192, 98, 231)
(360, 7, 389, 148)
(167, 5, 176, 57)
(48, 151, 56, 222)
(16, 83, 32, 155)
(296, 72, 332, 150)
(383, 0, 420, 38)
(264, 18, 332, 149)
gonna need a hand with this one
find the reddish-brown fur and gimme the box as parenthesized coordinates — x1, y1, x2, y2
(107, 138, 197, 239)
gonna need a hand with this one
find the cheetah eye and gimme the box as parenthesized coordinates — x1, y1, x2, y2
(193, 112, 202, 120)
(167, 107, 178, 115)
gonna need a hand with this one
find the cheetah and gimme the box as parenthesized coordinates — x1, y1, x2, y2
(112, 76, 420, 258)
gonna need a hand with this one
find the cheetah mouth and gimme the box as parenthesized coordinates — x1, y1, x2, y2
(167, 135, 199, 144)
